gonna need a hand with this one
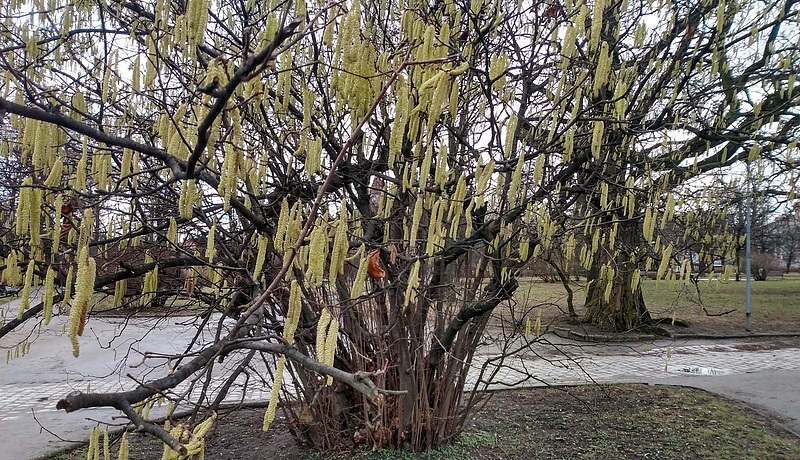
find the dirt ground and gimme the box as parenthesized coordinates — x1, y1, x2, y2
(47, 384, 800, 460)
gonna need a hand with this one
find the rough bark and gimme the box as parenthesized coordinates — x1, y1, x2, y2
(583, 217, 653, 332)
(583, 258, 652, 331)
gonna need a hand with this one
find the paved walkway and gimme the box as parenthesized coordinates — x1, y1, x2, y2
(1, 304, 799, 459)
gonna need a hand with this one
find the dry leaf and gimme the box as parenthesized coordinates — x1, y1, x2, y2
(367, 249, 386, 281)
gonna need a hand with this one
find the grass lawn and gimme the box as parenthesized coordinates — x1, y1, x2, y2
(40, 384, 800, 460)
(641, 274, 800, 333)
(511, 273, 800, 334)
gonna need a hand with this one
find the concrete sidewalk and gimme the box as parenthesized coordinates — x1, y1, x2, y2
(1, 308, 799, 459)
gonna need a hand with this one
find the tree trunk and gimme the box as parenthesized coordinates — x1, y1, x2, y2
(583, 218, 653, 332)
(735, 251, 742, 281)
(548, 259, 577, 317)
(583, 257, 653, 331)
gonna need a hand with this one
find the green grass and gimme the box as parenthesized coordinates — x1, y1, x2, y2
(643, 273, 800, 309)
(640, 274, 800, 331)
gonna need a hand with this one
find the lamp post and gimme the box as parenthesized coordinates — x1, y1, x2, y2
(745, 161, 752, 332)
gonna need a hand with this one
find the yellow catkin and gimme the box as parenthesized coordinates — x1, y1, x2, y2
(404, 260, 420, 307)
(29, 188, 42, 248)
(590, 0, 606, 52)
(15, 176, 32, 236)
(525, 317, 532, 341)
(44, 157, 63, 187)
(218, 144, 237, 211)
(643, 207, 653, 242)
(142, 263, 159, 307)
(113, 279, 126, 308)
(92, 150, 110, 191)
(179, 183, 190, 220)
(329, 206, 348, 278)
(274, 198, 290, 253)
(253, 234, 268, 280)
(324, 316, 339, 385)
(631, 266, 641, 292)
(68, 248, 96, 357)
(307, 223, 329, 286)
(43, 267, 55, 324)
(634, 22, 647, 47)
(519, 237, 529, 260)
(78, 208, 93, 252)
(504, 115, 518, 159)
(656, 244, 674, 284)
(660, 195, 676, 229)
(716, 0, 726, 35)
(86, 427, 99, 460)
(284, 280, 301, 343)
(21, 119, 37, 162)
(592, 41, 611, 97)
(61, 264, 74, 312)
(316, 309, 331, 361)
(205, 221, 216, 263)
(284, 202, 302, 254)
(388, 79, 409, 167)
(476, 159, 494, 200)
(74, 263, 92, 319)
(131, 54, 141, 93)
(603, 267, 615, 302)
(408, 196, 424, 249)
(427, 71, 451, 137)
(448, 77, 460, 120)
(74, 139, 88, 191)
(488, 53, 508, 92)
(305, 136, 322, 176)
(17, 260, 35, 319)
(424, 200, 442, 256)
(533, 154, 545, 184)
(160, 425, 185, 460)
(591, 121, 604, 159)
(117, 430, 129, 460)
(120, 148, 132, 186)
(508, 153, 525, 206)
(263, 357, 285, 431)
(167, 217, 178, 244)
(350, 245, 368, 299)
(103, 428, 110, 460)
(192, 412, 217, 438)
(130, 151, 140, 191)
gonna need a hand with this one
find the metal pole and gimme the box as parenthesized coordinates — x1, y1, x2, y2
(745, 162, 752, 332)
